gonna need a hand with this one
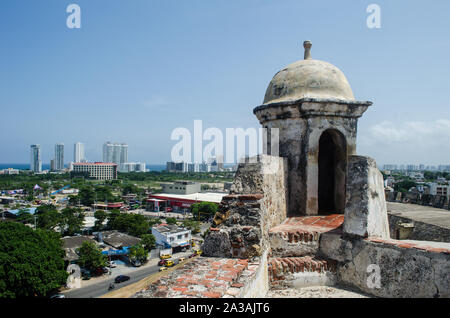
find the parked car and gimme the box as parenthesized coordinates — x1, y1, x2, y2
(50, 293, 66, 298)
(107, 261, 117, 268)
(81, 269, 91, 280)
(158, 259, 166, 266)
(159, 267, 168, 272)
(131, 260, 142, 267)
(165, 260, 174, 267)
(178, 257, 185, 262)
(93, 267, 108, 275)
(114, 275, 130, 283)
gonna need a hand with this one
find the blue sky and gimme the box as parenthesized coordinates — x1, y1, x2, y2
(1, 0, 449, 165)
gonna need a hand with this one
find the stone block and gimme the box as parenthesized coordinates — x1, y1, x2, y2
(343, 155, 390, 239)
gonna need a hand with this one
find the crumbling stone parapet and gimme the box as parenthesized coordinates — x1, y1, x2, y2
(343, 155, 390, 239)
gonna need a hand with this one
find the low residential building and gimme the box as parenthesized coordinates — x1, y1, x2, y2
(62, 235, 97, 262)
(72, 162, 118, 180)
(98, 230, 141, 250)
(152, 223, 191, 252)
(0, 196, 16, 205)
(0, 168, 19, 175)
(429, 183, 450, 198)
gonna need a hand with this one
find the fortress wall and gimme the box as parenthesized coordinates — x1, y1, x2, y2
(320, 234, 450, 298)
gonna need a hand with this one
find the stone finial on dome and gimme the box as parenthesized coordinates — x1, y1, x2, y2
(303, 40, 312, 60)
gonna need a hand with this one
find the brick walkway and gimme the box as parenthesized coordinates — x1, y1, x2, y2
(133, 257, 259, 298)
(269, 214, 344, 243)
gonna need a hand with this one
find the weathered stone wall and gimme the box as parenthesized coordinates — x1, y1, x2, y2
(319, 234, 450, 298)
(202, 194, 264, 259)
(388, 213, 450, 243)
(202, 155, 288, 259)
(344, 155, 390, 238)
(386, 192, 450, 210)
(231, 154, 289, 231)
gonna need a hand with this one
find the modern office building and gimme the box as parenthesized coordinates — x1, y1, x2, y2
(103, 142, 128, 165)
(74, 142, 85, 163)
(72, 162, 118, 180)
(30, 144, 42, 173)
(54, 143, 64, 171)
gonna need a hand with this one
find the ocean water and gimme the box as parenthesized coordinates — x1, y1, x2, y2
(0, 164, 166, 172)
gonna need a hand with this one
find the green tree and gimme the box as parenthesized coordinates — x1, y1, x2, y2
(182, 219, 201, 234)
(76, 241, 107, 272)
(109, 213, 150, 237)
(148, 218, 162, 228)
(59, 207, 85, 236)
(35, 204, 61, 231)
(122, 184, 140, 196)
(394, 180, 417, 193)
(140, 234, 156, 252)
(166, 217, 177, 225)
(128, 244, 147, 263)
(106, 209, 121, 229)
(16, 209, 35, 225)
(190, 202, 218, 220)
(0, 222, 68, 298)
(94, 210, 107, 231)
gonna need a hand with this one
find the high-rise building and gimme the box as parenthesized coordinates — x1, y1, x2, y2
(120, 162, 146, 173)
(30, 144, 42, 173)
(74, 142, 85, 163)
(54, 143, 64, 171)
(103, 142, 128, 165)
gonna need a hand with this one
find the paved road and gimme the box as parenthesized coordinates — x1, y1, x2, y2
(64, 264, 160, 298)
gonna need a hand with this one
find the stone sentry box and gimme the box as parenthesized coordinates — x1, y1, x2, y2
(253, 41, 372, 217)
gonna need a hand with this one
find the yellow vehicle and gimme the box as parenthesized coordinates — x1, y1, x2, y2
(160, 254, 171, 260)
(165, 260, 174, 267)
(195, 250, 202, 256)
(159, 267, 168, 272)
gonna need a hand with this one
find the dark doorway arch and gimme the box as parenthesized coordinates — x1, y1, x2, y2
(318, 129, 347, 214)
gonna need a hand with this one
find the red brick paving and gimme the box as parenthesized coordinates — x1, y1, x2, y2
(270, 214, 344, 243)
(137, 257, 258, 298)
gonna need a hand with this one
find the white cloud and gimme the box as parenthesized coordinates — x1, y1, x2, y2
(358, 119, 450, 164)
(361, 119, 450, 145)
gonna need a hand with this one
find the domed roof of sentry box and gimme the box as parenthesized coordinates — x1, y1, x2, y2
(262, 41, 355, 105)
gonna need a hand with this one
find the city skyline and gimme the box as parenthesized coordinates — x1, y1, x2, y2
(1, 1, 450, 166)
(9, 141, 450, 167)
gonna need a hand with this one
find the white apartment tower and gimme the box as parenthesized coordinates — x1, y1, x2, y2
(30, 144, 42, 173)
(74, 142, 85, 163)
(103, 142, 128, 165)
